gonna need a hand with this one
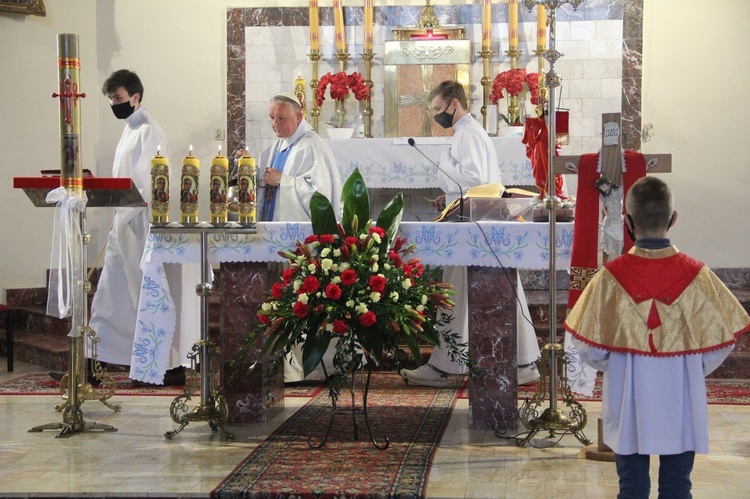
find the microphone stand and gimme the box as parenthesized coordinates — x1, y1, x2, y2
(407, 138, 465, 221)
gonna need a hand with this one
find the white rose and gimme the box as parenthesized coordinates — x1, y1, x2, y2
(321, 258, 333, 271)
(346, 300, 355, 308)
(355, 302, 369, 314)
(261, 302, 272, 311)
(320, 247, 331, 257)
(402, 279, 412, 290)
(390, 291, 399, 302)
(298, 293, 309, 304)
(370, 292, 381, 303)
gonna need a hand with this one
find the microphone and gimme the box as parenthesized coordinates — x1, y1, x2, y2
(407, 138, 465, 221)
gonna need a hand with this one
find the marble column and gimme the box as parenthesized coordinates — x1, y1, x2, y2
(467, 266, 518, 430)
(219, 262, 284, 423)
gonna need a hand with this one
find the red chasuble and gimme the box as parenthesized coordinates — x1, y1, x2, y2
(565, 246, 750, 356)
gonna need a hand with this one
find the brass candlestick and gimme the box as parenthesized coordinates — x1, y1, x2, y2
(362, 49, 374, 138)
(335, 50, 350, 128)
(533, 46, 548, 116)
(308, 50, 321, 131)
(516, 0, 590, 449)
(505, 46, 522, 124)
(479, 48, 493, 131)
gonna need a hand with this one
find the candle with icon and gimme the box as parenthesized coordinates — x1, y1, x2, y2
(210, 145, 229, 224)
(181, 145, 199, 223)
(150, 146, 170, 224)
(237, 149, 257, 224)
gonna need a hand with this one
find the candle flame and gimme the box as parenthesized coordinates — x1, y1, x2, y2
(218, 144, 222, 156)
(189, 144, 193, 156)
(156, 145, 161, 156)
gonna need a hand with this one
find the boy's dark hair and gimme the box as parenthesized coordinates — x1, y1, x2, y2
(626, 176, 674, 233)
(101, 69, 144, 102)
(428, 81, 468, 110)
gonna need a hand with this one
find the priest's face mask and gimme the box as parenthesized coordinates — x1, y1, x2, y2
(107, 86, 139, 120)
(269, 101, 303, 139)
(431, 96, 456, 129)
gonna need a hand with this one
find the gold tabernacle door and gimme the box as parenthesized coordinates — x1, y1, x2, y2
(385, 20, 471, 138)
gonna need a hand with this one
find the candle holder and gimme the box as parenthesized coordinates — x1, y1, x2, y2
(362, 49, 374, 138)
(478, 48, 493, 131)
(335, 49, 349, 73)
(308, 50, 321, 132)
(505, 47, 522, 125)
(335, 50, 350, 128)
(515, 0, 590, 450)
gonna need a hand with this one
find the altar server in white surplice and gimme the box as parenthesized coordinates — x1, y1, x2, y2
(400, 80, 541, 387)
(88, 70, 195, 386)
(258, 93, 342, 382)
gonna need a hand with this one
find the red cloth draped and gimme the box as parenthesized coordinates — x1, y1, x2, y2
(521, 116, 565, 199)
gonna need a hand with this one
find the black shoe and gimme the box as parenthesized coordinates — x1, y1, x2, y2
(131, 366, 185, 387)
(48, 371, 65, 381)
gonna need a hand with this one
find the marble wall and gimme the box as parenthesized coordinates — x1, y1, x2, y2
(227, 0, 641, 169)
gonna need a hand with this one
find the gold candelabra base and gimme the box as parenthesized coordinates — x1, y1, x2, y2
(29, 332, 119, 438)
(516, 342, 591, 447)
(164, 340, 233, 440)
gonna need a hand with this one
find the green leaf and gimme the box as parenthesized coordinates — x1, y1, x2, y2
(401, 329, 423, 366)
(310, 192, 338, 236)
(302, 328, 332, 377)
(362, 327, 385, 365)
(341, 168, 370, 236)
(376, 193, 404, 247)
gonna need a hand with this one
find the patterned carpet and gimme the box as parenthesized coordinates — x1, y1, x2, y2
(211, 373, 461, 499)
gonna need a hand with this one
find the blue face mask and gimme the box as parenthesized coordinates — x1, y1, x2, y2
(434, 102, 455, 129)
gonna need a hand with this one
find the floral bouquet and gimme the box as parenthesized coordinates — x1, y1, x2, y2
(316, 71, 370, 106)
(236, 169, 479, 400)
(489, 68, 541, 125)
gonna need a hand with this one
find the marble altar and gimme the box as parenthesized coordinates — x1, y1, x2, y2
(135, 221, 573, 428)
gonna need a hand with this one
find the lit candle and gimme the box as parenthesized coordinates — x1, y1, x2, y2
(536, 4, 547, 49)
(482, 0, 492, 50)
(210, 145, 229, 224)
(364, 0, 373, 51)
(309, 0, 320, 51)
(237, 149, 257, 225)
(333, 0, 346, 52)
(181, 145, 200, 224)
(509, 0, 519, 49)
(150, 146, 169, 224)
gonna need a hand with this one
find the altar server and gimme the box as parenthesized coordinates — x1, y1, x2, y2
(258, 93, 342, 382)
(567, 176, 750, 497)
(400, 80, 541, 387)
(88, 70, 187, 385)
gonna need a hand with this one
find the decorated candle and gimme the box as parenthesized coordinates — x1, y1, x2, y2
(364, 0, 373, 51)
(237, 150, 257, 224)
(537, 4, 547, 49)
(210, 145, 229, 224)
(482, 0, 492, 50)
(150, 146, 170, 224)
(180, 145, 200, 224)
(509, 0, 519, 49)
(309, 0, 320, 51)
(333, 0, 346, 52)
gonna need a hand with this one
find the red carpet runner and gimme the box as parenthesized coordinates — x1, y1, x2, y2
(211, 373, 461, 499)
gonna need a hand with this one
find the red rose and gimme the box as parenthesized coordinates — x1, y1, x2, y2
(369, 275, 386, 293)
(332, 319, 348, 335)
(271, 282, 285, 299)
(282, 267, 297, 284)
(359, 311, 377, 327)
(299, 275, 320, 294)
(369, 226, 386, 238)
(412, 263, 424, 277)
(257, 313, 271, 325)
(293, 301, 309, 318)
(388, 251, 402, 268)
(304, 234, 318, 244)
(340, 269, 357, 286)
(345, 236, 359, 248)
(325, 283, 342, 300)
(320, 234, 335, 244)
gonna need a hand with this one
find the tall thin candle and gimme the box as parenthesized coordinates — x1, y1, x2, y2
(482, 0, 492, 50)
(333, 0, 346, 52)
(309, 0, 320, 51)
(364, 0, 373, 51)
(509, 0, 519, 49)
(536, 4, 547, 49)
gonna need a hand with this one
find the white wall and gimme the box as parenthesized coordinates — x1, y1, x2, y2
(642, 0, 750, 267)
(1, 0, 748, 301)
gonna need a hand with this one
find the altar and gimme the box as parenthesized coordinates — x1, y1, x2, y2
(326, 136, 535, 188)
(134, 220, 573, 430)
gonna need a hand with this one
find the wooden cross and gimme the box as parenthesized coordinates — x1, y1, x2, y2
(553, 112, 672, 182)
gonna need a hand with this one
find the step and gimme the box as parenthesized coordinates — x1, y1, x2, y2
(11, 330, 70, 372)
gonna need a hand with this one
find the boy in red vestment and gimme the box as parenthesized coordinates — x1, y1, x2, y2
(565, 177, 750, 497)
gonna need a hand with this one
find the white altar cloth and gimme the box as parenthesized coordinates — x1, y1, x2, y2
(131, 221, 573, 384)
(327, 137, 534, 188)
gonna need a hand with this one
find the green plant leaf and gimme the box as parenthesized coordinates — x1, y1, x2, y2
(362, 327, 385, 365)
(375, 193, 404, 246)
(309, 191, 338, 236)
(401, 329, 423, 366)
(341, 168, 369, 236)
(302, 328, 332, 377)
